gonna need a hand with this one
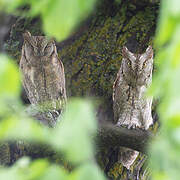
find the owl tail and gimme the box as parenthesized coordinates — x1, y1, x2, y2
(119, 147, 139, 169)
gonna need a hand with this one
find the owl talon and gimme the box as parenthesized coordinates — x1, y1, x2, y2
(116, 122, 141, 130)
(116, 122, 129, 129)
(128, 123, 141, 130)
(121, 124, 129, 128)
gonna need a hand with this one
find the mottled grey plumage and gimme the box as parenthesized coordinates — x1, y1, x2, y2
(20, 31, 67, 126)
(113, 46, 153, 169)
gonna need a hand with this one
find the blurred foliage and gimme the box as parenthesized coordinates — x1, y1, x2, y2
(0, 1, 106, 179)
(0, 55, 105, 179)
(0, 55, 22, 118)
(0, 0, 96, 41)
(149, 0, 180, 179)
(1, 0, 180, 179)
(0, 55, 20, 98)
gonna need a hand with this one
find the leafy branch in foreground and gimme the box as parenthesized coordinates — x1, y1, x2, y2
(0, 55, 105, 180)
(0, 0, 97, 41)
(149, 0, 180, 179)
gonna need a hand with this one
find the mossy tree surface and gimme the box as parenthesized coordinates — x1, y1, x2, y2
(57, 1, 158, 126)
(4, 0, 159, 179)
(60, 1, 158, 179)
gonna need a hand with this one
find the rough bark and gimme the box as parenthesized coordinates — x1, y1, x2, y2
(96, 123, 154, 154)
(1, 0, 159, 179)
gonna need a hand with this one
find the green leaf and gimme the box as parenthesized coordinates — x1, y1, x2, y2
(0, 115, 50, 143)
(155, 16, 176, 47)
(27, 159, 50, 179)
(0, 158, 68, 180)
(0, 54, 21, 98)
(154, 0, 180, 46)
(0, 0, 27, 13)
(29, 0, 50, 16)
(68, 163, 106, 180)
(51, 98, 97, 164)
(149, 0, 180, 179)
(165, 0, 180, 17)
(40, 165, 68, 180)
(0, 0, 96, 41)
(42, 0, 96, 41)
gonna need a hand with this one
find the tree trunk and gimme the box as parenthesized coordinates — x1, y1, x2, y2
(2, 0, 159, 179)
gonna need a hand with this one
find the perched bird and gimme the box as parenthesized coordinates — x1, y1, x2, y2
(20, 31, 67, 127)
(113, 46, 153, 169)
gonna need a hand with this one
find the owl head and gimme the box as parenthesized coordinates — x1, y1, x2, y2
(23, 31, 56, 58)
(121, 46, 153, 86)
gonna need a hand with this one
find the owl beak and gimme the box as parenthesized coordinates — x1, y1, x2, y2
(39, 51, 44, 56)
(138, 70, 142, 75)
(34, 48, 44, 56)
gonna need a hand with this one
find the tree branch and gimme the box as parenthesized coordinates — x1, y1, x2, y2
(95, 123, 154, 154)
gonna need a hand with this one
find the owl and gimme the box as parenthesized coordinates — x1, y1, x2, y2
(20, 31, 67, 127)
(113, 46, 153, 169)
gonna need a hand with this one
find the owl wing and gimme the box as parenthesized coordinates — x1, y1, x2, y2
(59, 58, 66, 99)
(48, 54, 67, 112)
(19, 47, 37, 104)
(112, 68, 121, 101)
(54, 56, 66, 101)
(113, 67, 124, 124)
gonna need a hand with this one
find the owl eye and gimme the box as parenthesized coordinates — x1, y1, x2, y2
(44, 44, 53, 56)
(143, 62, 147, 67)
(127, 60, 131, 67)
(24, 42, 34, 57)
(45, 44, 52, 50)
(25, 41, 33, 50)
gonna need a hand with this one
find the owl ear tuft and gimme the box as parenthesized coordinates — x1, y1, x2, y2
(49, 39, 55, 45)
(48, 38, 57, 54)
(53, 43, 58, 54)
(122, 46, 133, 59)
(122, 46, 129, 55)
(146, 45, 152, 52)
(145, 45, 153, 58)
(23, 31, 31, 40)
